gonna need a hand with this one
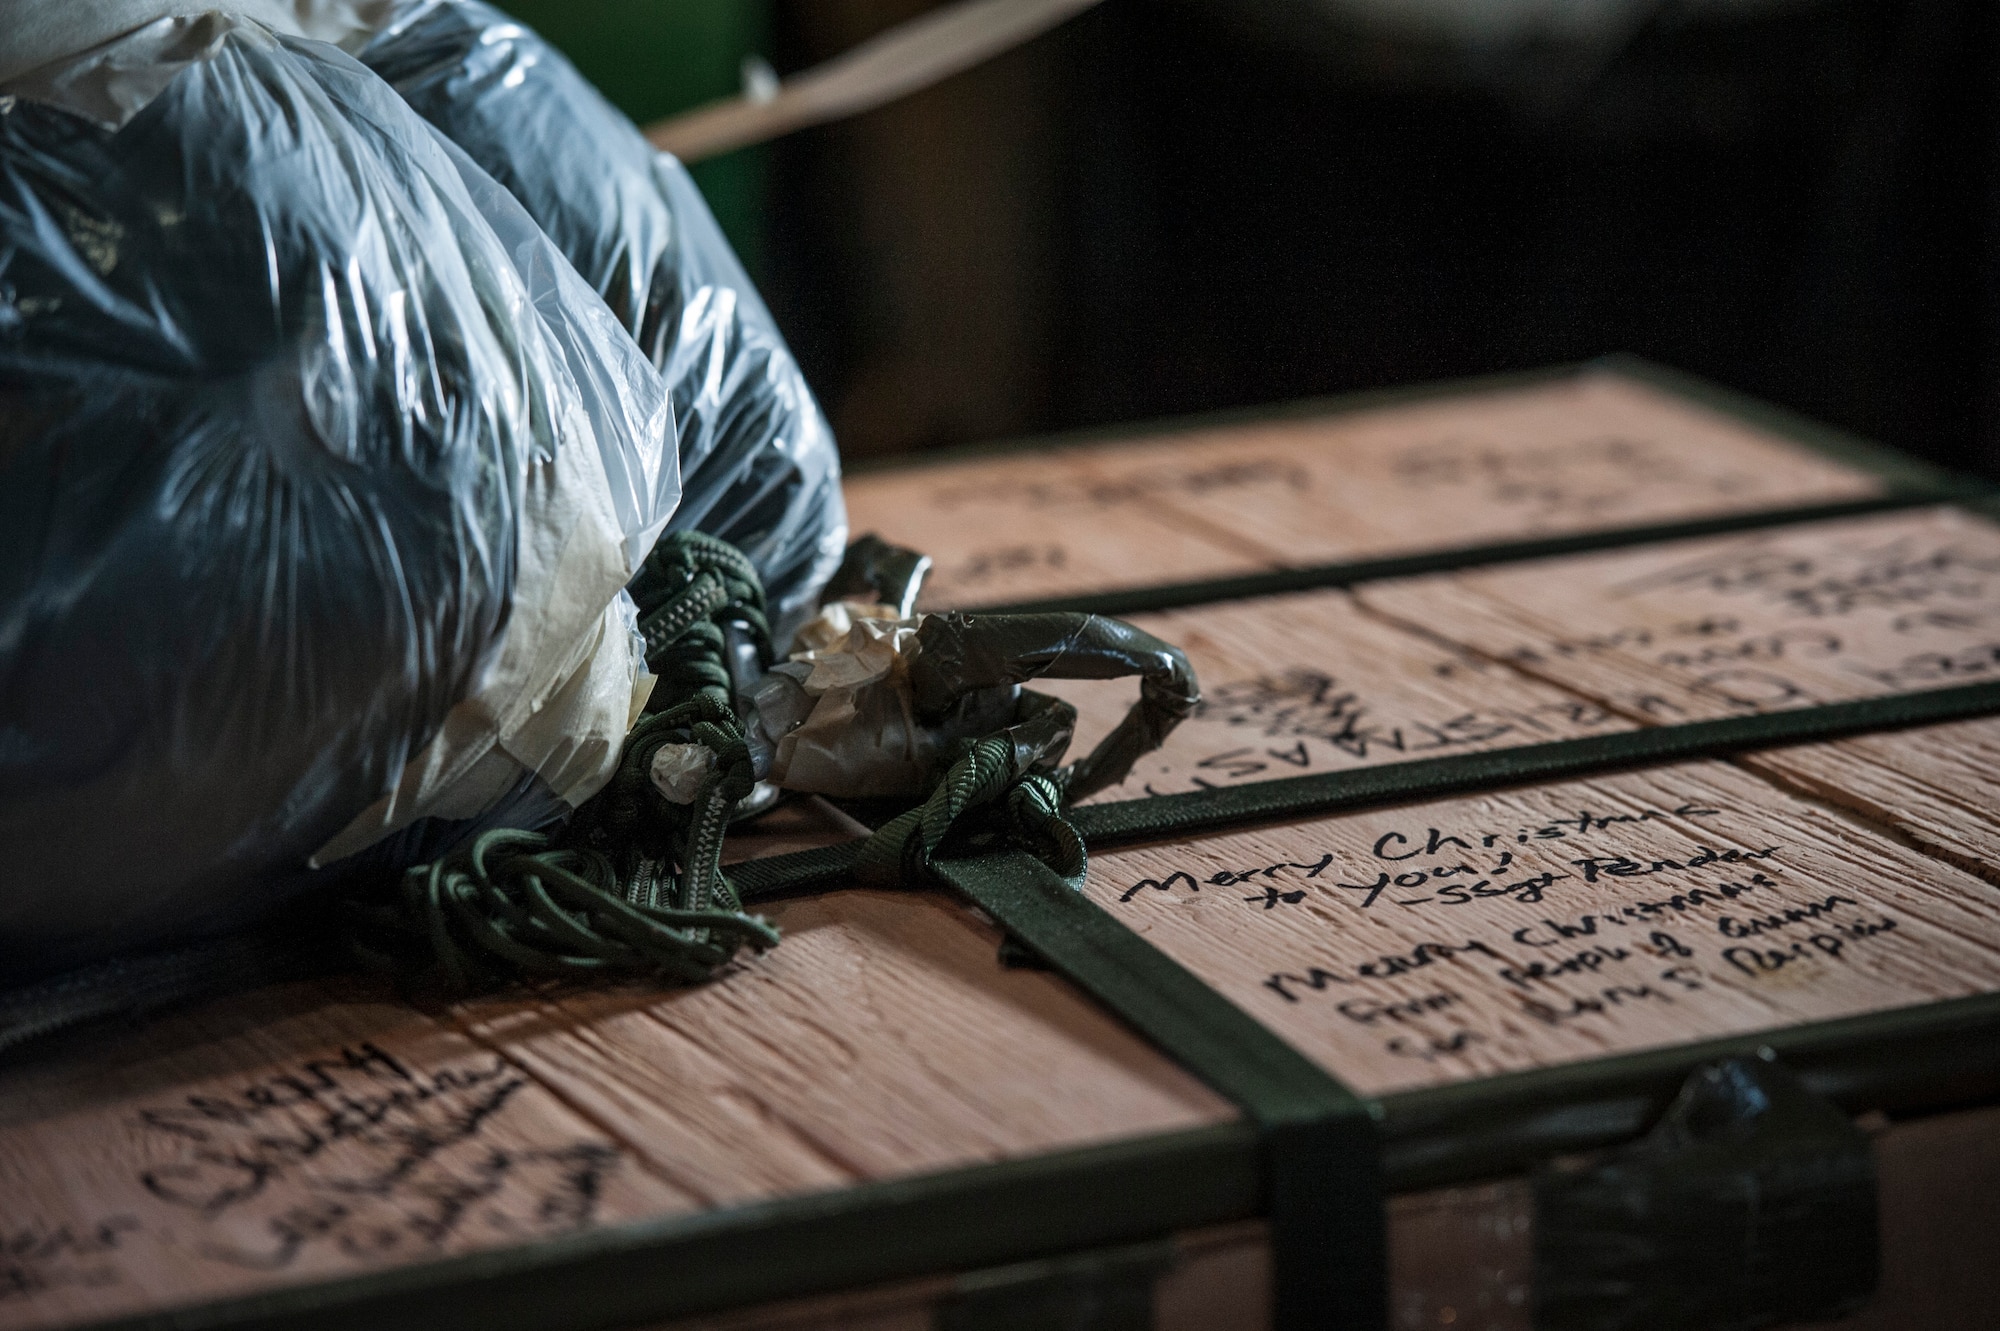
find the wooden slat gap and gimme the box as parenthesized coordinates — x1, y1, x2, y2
(1345, 572, 2000, 910)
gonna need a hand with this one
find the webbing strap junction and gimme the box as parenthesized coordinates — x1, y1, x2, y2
(933, 852, 1382, 1331)
(725, 677, 2000, 1329)
(734, 678, 2000, 898)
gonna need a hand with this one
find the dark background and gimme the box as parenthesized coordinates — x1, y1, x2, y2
(536, 0, 2000, 472)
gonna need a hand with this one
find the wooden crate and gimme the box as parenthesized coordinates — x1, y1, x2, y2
(7, 359, 1999, 1331)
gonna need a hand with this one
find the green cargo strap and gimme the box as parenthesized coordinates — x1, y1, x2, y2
(976, 487, 1993, 619)
(723, 676, 2000, 1330)
(1072, 678, 2000, 847)
(935, 1238, 1176, 1331)
(933, 851, 1382, 1331)
(732, 678, 2000, 892)
(780, 728, 1380, 1329)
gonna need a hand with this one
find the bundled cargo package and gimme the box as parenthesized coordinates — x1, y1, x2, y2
(355, 0, 847, 641)
(0, 2, 844, 980)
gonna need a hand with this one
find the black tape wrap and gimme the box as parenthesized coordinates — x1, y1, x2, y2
(909, 611, 1200, 801)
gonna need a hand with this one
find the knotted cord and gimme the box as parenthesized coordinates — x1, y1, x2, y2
(854, 738, 1084, 892)
(349, 532, 783, 989)
(355, 532, 1171, 992)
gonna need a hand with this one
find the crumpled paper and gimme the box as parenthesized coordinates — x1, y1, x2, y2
(753, 601, 940, 797)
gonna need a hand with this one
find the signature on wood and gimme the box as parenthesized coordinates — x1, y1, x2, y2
(1610, 534, 2000, 618)
(1390, 435, 1712, 520)
(1118, 668, 1613, 797)
(1117, 802, 1728, 908)
(930, 458, 1309, 513)
(1196, 669, 1610, 759)
(2, 1218, 140, 1302)
(1111, 797, 1917, 1066)
(942, 542, 1066, 590)
(1454, 531, 2000, 715)
(131, 1042, 621, 1271)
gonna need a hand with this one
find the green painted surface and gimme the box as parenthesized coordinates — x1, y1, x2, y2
(497, 0, 770, 273)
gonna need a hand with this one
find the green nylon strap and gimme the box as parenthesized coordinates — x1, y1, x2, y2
(971, 487, 1998, 619)
(931, 851, 1382, 1331)
(730, 679, 2000, 900)
(1069, 679, 2000, 847)
(722, 677, 2000, 1330)
(729, 838, 863, 900)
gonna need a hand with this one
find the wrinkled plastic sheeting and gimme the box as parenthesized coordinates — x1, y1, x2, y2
(360, 0, 848, 639)
(0, 17, 674, 979)
(1533, 1053, 1878, 1331)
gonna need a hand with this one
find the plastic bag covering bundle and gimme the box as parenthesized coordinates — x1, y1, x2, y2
(0, 11, 680, 979)
(357, 0, 847, 643)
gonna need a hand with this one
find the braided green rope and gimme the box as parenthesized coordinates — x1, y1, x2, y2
(352, 532, 780, 991)
(358, 530, 1103, 990)
(631, 530, 770, 709)
(854, 737, 1085, 893)
(347, 827, 778, 991)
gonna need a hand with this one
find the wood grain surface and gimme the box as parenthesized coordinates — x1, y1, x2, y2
(4, 381, 1984, 1331)
(1032, 588, 1634, 805)
(1086, 759, 2000, 1097)
(0, 891, 1230, 1329)
(1356, 505, 2000, 882)
(841, 370, 1882, 608)
(0, 982, 690, 1327)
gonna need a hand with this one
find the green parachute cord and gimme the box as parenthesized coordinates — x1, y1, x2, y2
(854, 737, 1084, 893)
(356, 531, 1090, 991)
(349, 532, 780, 990)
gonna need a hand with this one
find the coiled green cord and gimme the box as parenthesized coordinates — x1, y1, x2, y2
(350, 532, 782, 990)
(354, 531, 1097, 993)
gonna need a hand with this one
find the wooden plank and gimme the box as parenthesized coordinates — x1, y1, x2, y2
(1084, 760, 2000, 1098)
(840, 370, 1884, 609)
(1030, 588, 1634, 805)
(1355, 505, 2000, 880)
(840, 446, 1277, 611)
(1080, 372, 1885, 571)
(454, 888, 1232, 1210)
(636, 1099, 2000, 1331)
(0, 891, 1230, 1330)
(0, 980, 694, 1329)
(2, 383, 1976, 1331)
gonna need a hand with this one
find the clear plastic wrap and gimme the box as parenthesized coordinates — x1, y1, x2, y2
(0, 14, 678, 978)
(358, 0, 848, 641)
